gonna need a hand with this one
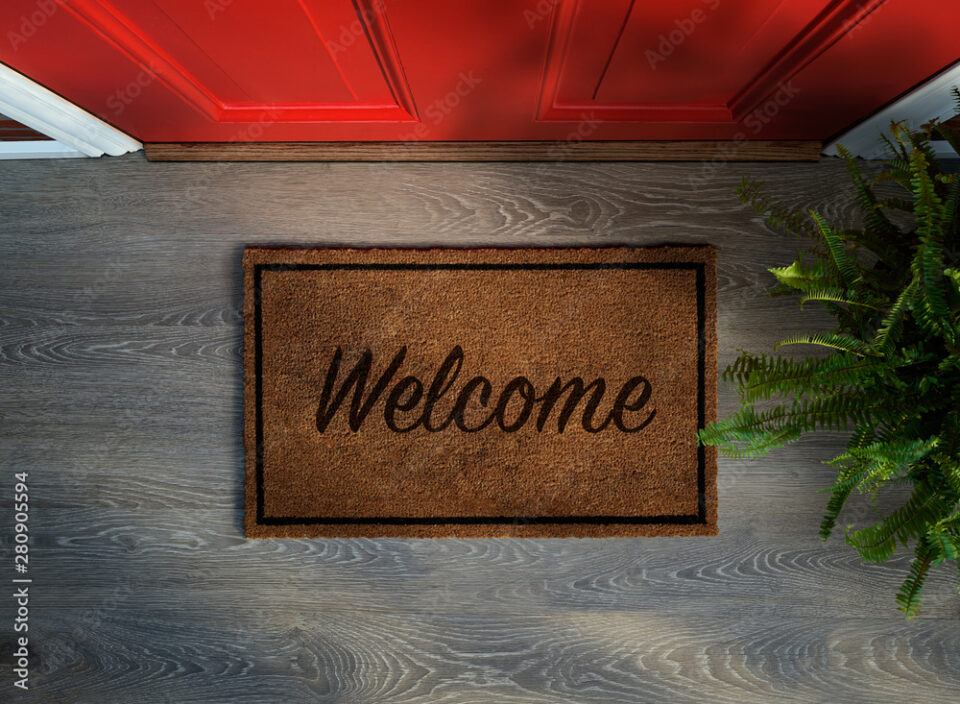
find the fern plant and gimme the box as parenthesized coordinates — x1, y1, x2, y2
(698, 104, 960, 618)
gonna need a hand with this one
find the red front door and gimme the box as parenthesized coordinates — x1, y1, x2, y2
(1, 0, 957, 142)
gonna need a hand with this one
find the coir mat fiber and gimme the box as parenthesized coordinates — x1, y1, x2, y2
(243, 246, 717, 538)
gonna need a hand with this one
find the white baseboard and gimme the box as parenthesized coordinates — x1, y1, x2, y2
(0, 62, 141, 158)
(0, 140, 87, 159)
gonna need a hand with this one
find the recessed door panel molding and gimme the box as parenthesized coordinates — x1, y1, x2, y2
(57, 0, 417, 124)
(0, 0, 956, 142)
(536, 0, 885, 124)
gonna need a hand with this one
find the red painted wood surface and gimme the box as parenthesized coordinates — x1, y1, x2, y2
(0, 0, 957, 142)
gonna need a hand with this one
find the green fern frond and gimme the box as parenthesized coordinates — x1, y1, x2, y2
(851, 437, 940, 493)
(881, 154, 911, 184)
(945, 268, 960, 295)
(810, 211, 859, 287)
(895, 119, 938, 164)
(897, 542, 935, 619)
(736, 353, 887, 403)
(702, 108, 960, 617)
(874, 196, 915, 213)
(700, 393, 888, 459)
(934, 121, 960, 161)
(704, 424, 804, 460)
(775, 333, 878, 356)
(850, 436, 939, 466)
(873, 278, 918, 352)
(798, 287, 881, 311)
(941, 171, 959, 241)
(937, 353, 960, 376)
(847, 482, 951, 563)
(836, 144, 904, 267)
(926, 524, 960, 566)
(721, 350, 763, 386)
(768, 259, 839, 292)
(820, 466, 865, 540)
(738, 176, 819, 240)
(847, 423, 877, 452)
(909, 147, 953, 341)
(881, 124, 910, 162)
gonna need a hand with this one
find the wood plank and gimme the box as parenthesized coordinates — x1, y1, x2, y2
(0, 153, 955, 703)
(144, 140, 823, 162)
(18, 507, 957, 620)
(27, 609, 960, 704)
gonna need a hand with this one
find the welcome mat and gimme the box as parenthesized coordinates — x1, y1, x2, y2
(243, 246, 717, 538)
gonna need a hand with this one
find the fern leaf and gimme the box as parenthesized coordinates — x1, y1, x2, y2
(909, 146, 953, 340)
(851, 437, 940, 493)
(847, 482, 951, 563)
(775, 333, 879, 357)
(836, 144, 904, 266)
(896, 542, 934, 619)
(883, 121, 911, 162)
(873, 278, 917, 352)
(820, 467, 864, 540)
(738, 177, 819, 240)
(768, 259, 839, 293)
(798, 287, 881, 311)
(810, 211, 859, 287)
(700, 394, 889, 459)
(941, 171, 959, 241)
(934, 122, 960, 161)
(925, 525, 960, 566)
(738, 354, 888, 403)
(703, 109, 960, 618)
(721, 350, 765, 387)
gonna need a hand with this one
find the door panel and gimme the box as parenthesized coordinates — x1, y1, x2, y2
(591, 0, 822, 106)
(0, 0, 956, 142)
(537, 0, 884, 122)
(59, 0, 415, 122)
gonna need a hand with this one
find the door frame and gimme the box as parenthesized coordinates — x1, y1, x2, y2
(0, 62, 140, 159)
(824, 60, 960, 159)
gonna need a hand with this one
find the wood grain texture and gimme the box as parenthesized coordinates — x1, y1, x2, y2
(143, 140, 823, 162)
(0, 154, 957, 703)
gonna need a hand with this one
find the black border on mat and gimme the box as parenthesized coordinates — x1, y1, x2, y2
(253, 261, 707, 527)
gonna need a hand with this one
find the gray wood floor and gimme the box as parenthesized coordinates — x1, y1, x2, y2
(1, 154, 958, 703)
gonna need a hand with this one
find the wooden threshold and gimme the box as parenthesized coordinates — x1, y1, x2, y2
(144, 140, 822, 162)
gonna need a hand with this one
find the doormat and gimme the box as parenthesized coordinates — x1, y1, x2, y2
(243, 246, 717, 538)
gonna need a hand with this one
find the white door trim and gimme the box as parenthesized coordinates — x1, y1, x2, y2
(0, 141, 87, 159)
(823, 60, 960, 159)
(0, 62, 141, 158)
